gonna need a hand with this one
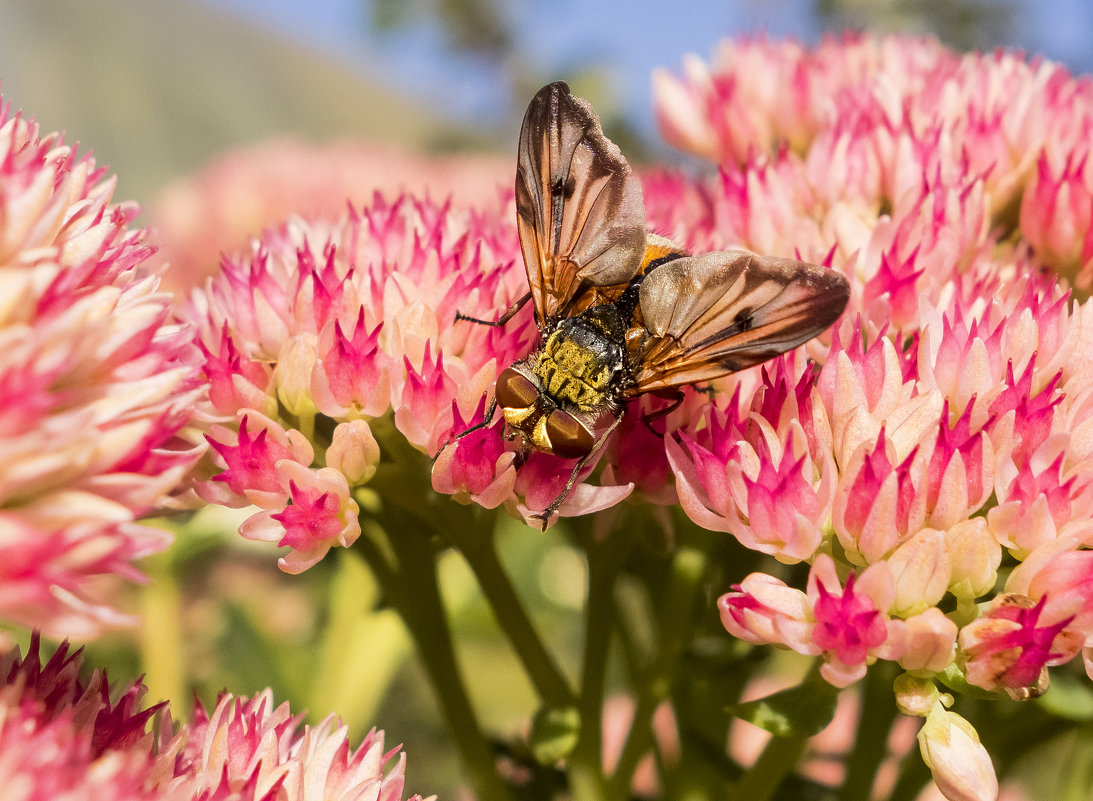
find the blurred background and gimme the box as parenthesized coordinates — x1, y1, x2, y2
(3, 0, 1093, 203)
(3, 1, 1093, 797)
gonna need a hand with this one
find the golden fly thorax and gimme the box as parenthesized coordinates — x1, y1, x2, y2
(496, 297, 635, 458)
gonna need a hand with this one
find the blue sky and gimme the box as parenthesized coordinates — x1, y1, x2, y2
(198, 0, 1093, 138)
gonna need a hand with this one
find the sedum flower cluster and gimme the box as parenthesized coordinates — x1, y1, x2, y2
(654, 34, 1093, 800)
(0, 635, 425, 801)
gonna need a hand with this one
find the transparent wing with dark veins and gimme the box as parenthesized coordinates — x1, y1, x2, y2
(628, 251, 850, 393)
(516, 81, 647, 324)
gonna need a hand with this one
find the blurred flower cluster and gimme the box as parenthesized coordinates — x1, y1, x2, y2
(0, 99, 204, 638)
(150, 139, 510, 295)
(0, 635, 424, 801)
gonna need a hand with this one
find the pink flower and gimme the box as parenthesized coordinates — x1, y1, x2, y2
(718, 572, 815, 650)
(175, 690, 423, 801)
(816, 324, 921, 468)
(199, 412, 315, 509)
(1007, 540, 1093, 652)
(958, 594, 1078, 698)
(808, 555, 904, 687)
(831, 428, 924, 565)
(654, 35, 1093, 796)
(0, 98, 204, 636)
(988, 433, 1093, 558)
(719, 555, 904, 687)
(669, 359, 836, 562)
(430, 398, 517, 509)
(228, 463, 358, 575)
(0, 634, 171, 800)
(653, 34, 953, 167)
(185, 191, 655, 542)
(1020, 149, 1093, 288)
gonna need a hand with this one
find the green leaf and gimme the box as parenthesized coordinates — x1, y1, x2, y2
(529, 705, 581, 765)
(727, 680, 839, 738)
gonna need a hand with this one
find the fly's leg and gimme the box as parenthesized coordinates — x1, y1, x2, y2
(639, 388, 685, 436)
(430, 398, 498, 463)
(455, 291, 533, 327)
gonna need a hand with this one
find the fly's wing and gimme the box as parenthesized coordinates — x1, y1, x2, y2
(516, 82, 647, 324)
(628, 251, 850, 393)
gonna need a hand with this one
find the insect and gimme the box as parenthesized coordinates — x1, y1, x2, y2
(448, 81, 850, 528)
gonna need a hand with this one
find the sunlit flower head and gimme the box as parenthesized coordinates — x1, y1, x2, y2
(0, 98, 204, 636)
(654, 32, 1093, 801)
(185, 181, 726, 557)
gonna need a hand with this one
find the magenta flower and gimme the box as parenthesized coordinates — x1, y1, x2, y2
(0, 634, 170, 800)
(153, 32, 1093, 801)
(807, 555, 905, 686)
(958, 594, 1077, 697)
(186, 189, 688, 554)
(0, 98, 204, 636)
(668, 358, 836, 562)
(721, 555, 905, 687)
(1020, 149, 1093, 289)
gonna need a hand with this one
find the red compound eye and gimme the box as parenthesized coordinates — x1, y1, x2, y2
(544, 410, 595, 459)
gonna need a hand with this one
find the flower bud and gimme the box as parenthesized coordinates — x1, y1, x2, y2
(894, 673, 946, 717)
(888, 529, 951, 616)
(945, 518, 1001, 601)
(900, 608, 958, 673)
(326, 420, 381, 486)
(276, 334, 319, 417)
(916, 702, 998, 801)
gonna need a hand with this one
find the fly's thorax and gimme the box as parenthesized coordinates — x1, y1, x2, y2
(494, 362, 598, 459)
(532, 309, 628, 412)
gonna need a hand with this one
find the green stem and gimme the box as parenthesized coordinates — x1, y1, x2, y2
(608, 542, 709, 797)
(459, 532, 576, 708)
(731, 731, 810, 801)
(358, 518, 515, 801)
(1060, 725, 1093, 801)
(569, 532, 630, 801)
(841, 661, 899, 801)
(138, 550, 186, 714)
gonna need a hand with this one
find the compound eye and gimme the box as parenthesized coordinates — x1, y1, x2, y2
(495, 367, 540, 410)
(544, 410, 595, 459)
